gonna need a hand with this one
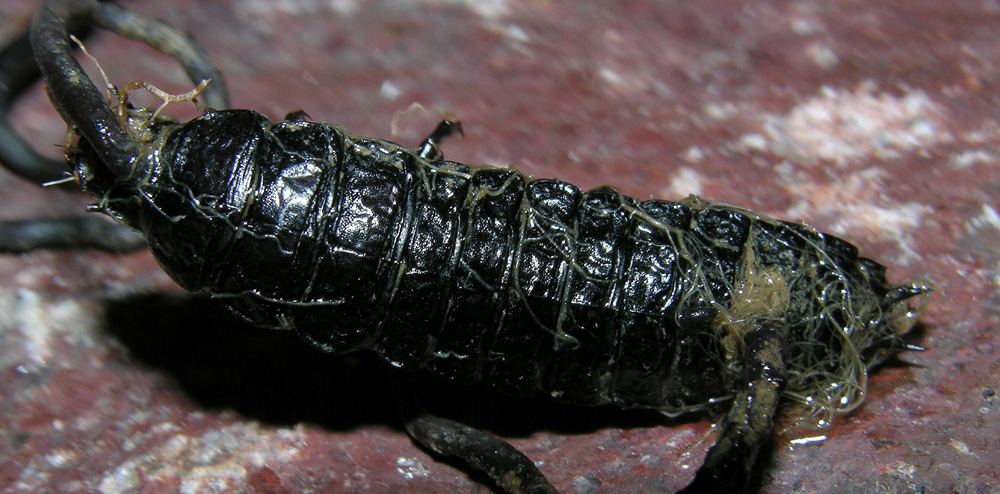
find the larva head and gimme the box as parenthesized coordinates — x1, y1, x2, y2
(73, 109, 270, 292)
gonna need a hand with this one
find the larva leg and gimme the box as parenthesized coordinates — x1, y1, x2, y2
(416, 120, 463, 161)
(87, 0, 229, 110)
(393, 377, 557, 494)
(679, 320, 788, 493)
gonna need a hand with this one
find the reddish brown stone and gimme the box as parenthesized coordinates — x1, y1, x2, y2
(2, 0, 997, 492)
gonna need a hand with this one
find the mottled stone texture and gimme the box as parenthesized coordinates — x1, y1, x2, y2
(1, 0, 997, 492)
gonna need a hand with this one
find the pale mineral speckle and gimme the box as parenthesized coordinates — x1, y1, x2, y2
(571, 475, 601, 494)
(595, 63, 655, 96)
(894, 462, 917, 477)
(464, 0, 512, 20)
(599, 66, 626, 89)
(73, 413, 103, 434)
(967, 204, 1000, 232)
(789, 16, 824, 36)
(661, 167, 704, 200)
(788, 435, 827, 447)
(395, 457, 431, 480)
(44, 448, 79, 468)
(159, 434, 192, 459)
(488, 22, 530, 44)
(680, 146, 705, 164)
(178, 466, 242, 494)
(948, 149, 998, 169)
(11, 457, 52, 492)
(703, 101, 739, 121)
(301, 70, 319, 86)
(735, 132, 769, 153)
(380, 80, 402, 101)
(392, 0, 513, 20)
(97, 459, 144, 494)
(343, 471, 371, 489)
(152, 420, 183, 435)
(236, 0, 359, 16)
(327, 0, 360, 15)
(949, 439, 977, 458)
(805, 42, 838, 70)
(661, 427, 697, 451)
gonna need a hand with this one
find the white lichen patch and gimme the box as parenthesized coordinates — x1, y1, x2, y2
(0, 288, 98, 371)
(781, 168, 930, 263)
(739, 82, 950, 165)
(964, 204, 1000, 287)
(96, 423, 306, 494)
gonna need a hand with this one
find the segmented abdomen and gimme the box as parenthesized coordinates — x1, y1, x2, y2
(96, 109, 901, 413)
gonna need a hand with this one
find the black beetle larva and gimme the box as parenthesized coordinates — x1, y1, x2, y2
(0, 1, 931, 492)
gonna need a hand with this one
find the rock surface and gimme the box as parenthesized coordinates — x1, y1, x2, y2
(1, 0, 997, 492)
